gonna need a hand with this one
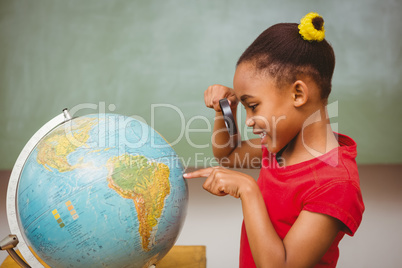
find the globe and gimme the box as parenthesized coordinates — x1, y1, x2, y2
(14, 113, 188, 268)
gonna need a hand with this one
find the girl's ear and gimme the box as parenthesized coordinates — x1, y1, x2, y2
(292, 80, 309, 107)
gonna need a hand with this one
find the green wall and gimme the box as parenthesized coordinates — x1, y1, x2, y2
(0, 0, 401, 169)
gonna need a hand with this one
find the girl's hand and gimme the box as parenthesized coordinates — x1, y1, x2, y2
(183, 166, 257, 199)
(204, 84, 238, 112)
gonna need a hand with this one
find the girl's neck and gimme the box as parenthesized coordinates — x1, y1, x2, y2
(280, 107, 339, 167)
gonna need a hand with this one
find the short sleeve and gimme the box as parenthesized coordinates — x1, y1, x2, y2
(303, 180, 365, 236)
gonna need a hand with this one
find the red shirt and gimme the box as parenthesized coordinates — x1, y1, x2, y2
(239, 133, 365, 267)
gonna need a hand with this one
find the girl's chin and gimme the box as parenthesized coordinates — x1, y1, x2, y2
(264, 142, 285, 154)
(261, 134, 285, 154)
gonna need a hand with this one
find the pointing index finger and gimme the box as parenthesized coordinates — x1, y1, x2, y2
(183, 168, 214, 179)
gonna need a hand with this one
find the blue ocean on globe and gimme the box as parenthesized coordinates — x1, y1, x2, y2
(16, 113, 188, 268)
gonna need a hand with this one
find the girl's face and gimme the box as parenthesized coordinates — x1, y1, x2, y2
(233, 62, 303, 153)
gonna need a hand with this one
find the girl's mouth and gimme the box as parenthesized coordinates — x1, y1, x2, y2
(260, 131, 267, 144)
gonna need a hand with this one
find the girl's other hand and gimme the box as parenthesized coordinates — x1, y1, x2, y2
(204, 84, 238, 112)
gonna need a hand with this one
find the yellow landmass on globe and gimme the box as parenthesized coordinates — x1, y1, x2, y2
(106, 154, 171, 251)
(36, 117, 97, 172)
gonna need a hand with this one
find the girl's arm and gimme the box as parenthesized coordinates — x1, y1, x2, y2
(184, 167, 342, 268)
(242, 181, 342, 267)
(205, 84, 262, 168)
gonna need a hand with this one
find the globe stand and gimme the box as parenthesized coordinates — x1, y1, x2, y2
(0, 234, 30, 268)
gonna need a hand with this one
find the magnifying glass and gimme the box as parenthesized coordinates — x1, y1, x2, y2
(219, 98, 238, 136)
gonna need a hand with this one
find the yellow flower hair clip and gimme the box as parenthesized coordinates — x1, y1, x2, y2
(298, 12, 325, 42)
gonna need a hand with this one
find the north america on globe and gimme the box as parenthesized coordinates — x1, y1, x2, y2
(36, 117, 97, 172)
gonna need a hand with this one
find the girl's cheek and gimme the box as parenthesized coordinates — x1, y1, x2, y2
(256, 118, 271, 131)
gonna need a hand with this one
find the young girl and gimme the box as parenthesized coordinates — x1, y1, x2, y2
(183, 12, 365, 267)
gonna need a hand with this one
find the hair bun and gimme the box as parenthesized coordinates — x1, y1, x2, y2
(298, 12, 325, 42)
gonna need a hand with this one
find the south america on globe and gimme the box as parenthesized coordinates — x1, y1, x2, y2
(16, 113, 188, 268)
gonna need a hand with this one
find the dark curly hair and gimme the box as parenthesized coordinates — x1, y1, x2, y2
(237, 21, 335, 100)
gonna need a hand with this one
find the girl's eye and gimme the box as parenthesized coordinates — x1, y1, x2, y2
(249, 104, 258, 111)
